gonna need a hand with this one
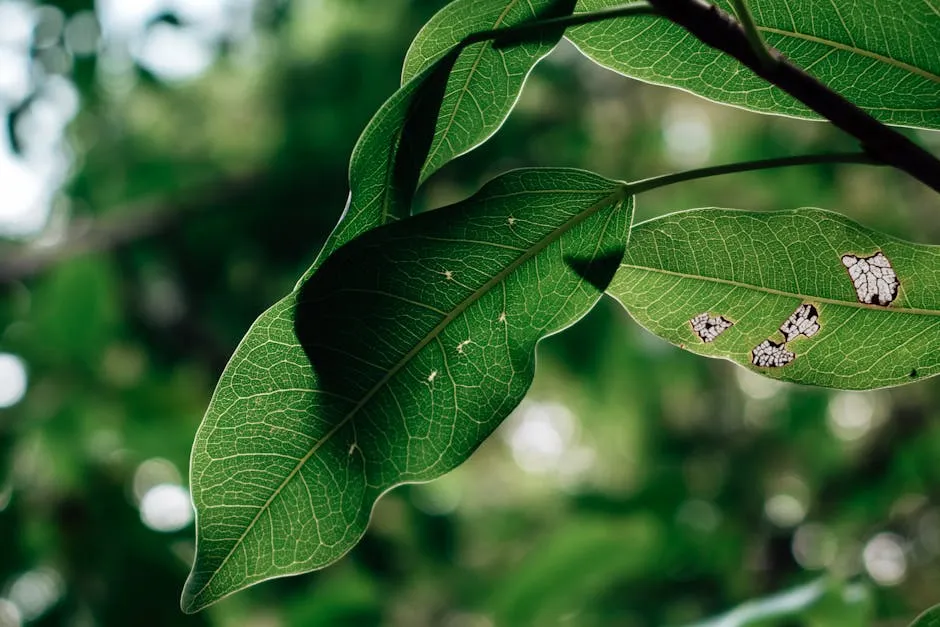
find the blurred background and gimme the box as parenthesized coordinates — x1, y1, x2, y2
(1, 0, 940, 625)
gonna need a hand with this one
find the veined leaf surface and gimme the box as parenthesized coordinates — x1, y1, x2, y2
(183, 9, 573, 610)
(181, 47, 463, 614)
(609, 208, 940, 389)
(567, 0, 940, 130)
(181, 169, 632, 611)
(401, 0, 577, 181)
(314, 48, 462, 274)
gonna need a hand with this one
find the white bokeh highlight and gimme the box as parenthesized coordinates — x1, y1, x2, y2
(863, 532, 907, 586)
(0, 354, 28, 408)
(0, 598, 22, 627)
(140, 483, 194, 532)
(827, 391, 881, 442)
(6, 568, 63, 621)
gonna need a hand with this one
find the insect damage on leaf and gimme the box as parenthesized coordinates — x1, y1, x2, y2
(752, 340, 795, 368)
(841, 252, 899, 306)
(689, 312, 733, 342)
(780, 303, 820, 341)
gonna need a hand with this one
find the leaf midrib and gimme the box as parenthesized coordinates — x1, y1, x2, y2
(620, 264, 940, 316)
(191, 184, 627, 602)
(757, 26, 940, 85)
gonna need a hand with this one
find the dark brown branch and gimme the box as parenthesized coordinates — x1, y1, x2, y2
(648, 0, 940, 194)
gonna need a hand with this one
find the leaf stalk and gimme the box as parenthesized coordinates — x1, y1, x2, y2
(627, 152, 879, 195)
(730, 0, 776, 69)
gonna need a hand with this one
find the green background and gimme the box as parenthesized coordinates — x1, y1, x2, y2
(1, 0, 940, 625)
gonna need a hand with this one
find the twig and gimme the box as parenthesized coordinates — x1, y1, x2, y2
(464, 3, 657, 48)
(730, 0, 775, 69)
(647, 0, 940, 194)
(627, 151, 878, 194)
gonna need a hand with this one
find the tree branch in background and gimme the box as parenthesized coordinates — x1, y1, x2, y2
(647, 0, 940, 194)
(0, 172, 267, 284)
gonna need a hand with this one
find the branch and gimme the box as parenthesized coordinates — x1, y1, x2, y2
(647, 0, 940, 194)
(0, 172, 268, 284)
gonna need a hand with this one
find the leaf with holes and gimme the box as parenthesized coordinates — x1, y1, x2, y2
(566, 0, 940, 129)
(401, 0, 577, 181)
(181, 169, 632, 611)
(608, 207, 940, 389)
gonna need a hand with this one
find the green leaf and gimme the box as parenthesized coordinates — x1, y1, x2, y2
(182, 51, 460, 613)
(608, 207, 940, 390)
(181, 169, 632, 611)
(684, 578, 871, 627)
(183, 4, 579, 608)
(911, 604, 940, 627)
(567, 0, 940, 130)
(401, 0, 577, 181)
(311, 47, 463, 277)
(182, 27, 524, 611)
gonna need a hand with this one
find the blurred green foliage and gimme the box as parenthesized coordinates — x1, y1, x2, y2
(1, 0, 939, 625)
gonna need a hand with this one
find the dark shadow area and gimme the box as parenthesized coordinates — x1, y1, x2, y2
(390, 47, 463, 211)
(391, 0, 577, 211)
(490, 0, 579, 49)
(564, 247, 626, 294)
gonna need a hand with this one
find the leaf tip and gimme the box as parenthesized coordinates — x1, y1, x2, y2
(180, 569, 214, 614)
(179, 591, 201, 615)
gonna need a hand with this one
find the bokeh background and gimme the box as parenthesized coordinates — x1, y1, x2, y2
(1, 1, 940, 625)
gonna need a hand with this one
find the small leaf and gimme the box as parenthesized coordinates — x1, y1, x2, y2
(911, 603, 940, 627)
(401, 0, 578, 181)
(608, 207, 940, 389)
(567, 0, 940, 130)
(684, 578, 871, 627)
(181, 169, 632, 611)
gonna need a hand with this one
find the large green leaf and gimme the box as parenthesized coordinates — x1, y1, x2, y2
(181, 49, 462, 613)
(401, 0, 577, 181)
(182, 10, 575, 611)
(181, 169, 632, 611)
(182, 2, 581, 610)
(911, 604, 940, 627)
(567, 0, 940, 130)
(608, 207, 940, 389)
